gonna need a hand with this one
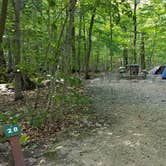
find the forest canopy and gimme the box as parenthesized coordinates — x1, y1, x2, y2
(0, 0, 166, 95)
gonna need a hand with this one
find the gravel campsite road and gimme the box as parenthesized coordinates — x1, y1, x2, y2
(38, 74, 166, 165)
(83, 75, 166, 166)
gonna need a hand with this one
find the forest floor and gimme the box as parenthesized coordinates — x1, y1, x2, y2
(1, 73, 166, 165)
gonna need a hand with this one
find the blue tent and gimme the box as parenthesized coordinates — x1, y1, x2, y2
(161, 67, 166, 79)
(149, 66, 165, 75)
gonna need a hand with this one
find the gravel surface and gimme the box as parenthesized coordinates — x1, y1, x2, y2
(41, 74, 166, 166)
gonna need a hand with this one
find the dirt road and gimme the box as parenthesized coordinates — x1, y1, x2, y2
(40, 74, 166, 166)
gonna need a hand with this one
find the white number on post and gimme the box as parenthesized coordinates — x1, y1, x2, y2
(7, 128, 12, 134)
(13, 127, 18, 132)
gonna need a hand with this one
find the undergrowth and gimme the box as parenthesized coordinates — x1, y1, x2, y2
(0, 73, 91, 144)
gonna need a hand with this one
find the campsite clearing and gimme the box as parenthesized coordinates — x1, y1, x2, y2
(34, 74, 166, 165)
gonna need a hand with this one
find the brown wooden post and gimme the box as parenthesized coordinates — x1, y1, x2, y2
(9, 136, 25, 166)
(4, 124, 24, 165)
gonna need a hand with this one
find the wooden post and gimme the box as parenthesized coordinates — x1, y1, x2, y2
(4, 124, 25, 166)
(9, 136, 25, 166)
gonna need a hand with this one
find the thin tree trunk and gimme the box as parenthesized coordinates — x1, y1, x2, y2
(48, 17, 68, 108)
(77, 11, 82, 72)
(64, 0, 77, 74)
(52, 14, 68, 74)
(140, 32, 145, 70)
(85, 8, 96, 79)
(71, 26, 76, 72)
(77, 4, 83, 73)
(133, 0, 137, 64)
(109, 15, 113, 70)
(7, 36, 13, 73)
(45, 5, 51, 70)
(123, 47, 128, 68)
(13, 0, 23, 100)
(0, 0, 8, 67)
(149, 32, 156, 67)
(95, 49, 99, 72)
(83, 16, 87, 72)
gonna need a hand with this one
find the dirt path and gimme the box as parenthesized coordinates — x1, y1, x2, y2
(3, 74, 165, 166)
(41, 74, 166, 166)
(82, 75, 166, 166)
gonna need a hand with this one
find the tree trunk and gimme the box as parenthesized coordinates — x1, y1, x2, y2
(13, 0, 23, 100)
(149, 32, 156, 67)
(64, 0, 77, 74)
(95, 49, 99, 72)
(53, 14, 68, 74)
(85, 8, 96, 79)
(133, 0, 137, 64)
(109, 15, 113, 70)
(77, 6, 83, 73)
(123, 47, 128, 68)
(71, 26, 76, 72)
(83, 16, 87, 72)
(45, 5, 51, 71)
(140, 33, 145, 70)
(0, 0, 8, 67)
(7, 36, 13, 73)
